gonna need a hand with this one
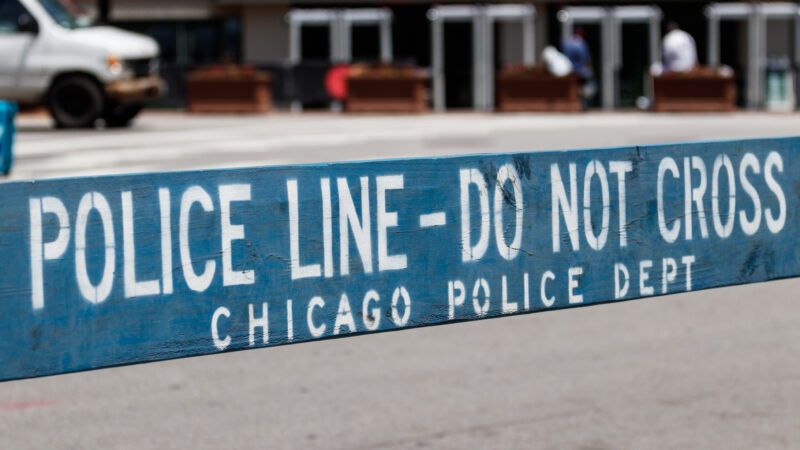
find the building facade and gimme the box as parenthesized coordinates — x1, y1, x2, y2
(72, 0, 799, 110)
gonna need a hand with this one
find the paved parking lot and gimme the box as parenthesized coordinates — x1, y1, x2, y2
(11, 111, 800, 180)
(3, 112, 800, 449)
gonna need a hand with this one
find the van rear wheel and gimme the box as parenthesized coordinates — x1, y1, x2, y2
(47, 75, 105, 129)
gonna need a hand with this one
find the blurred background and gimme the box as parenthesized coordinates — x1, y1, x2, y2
(5, 0, 800, 122)
(85, 0, 797, 111)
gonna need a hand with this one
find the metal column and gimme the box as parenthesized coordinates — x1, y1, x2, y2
(705, 3, 759, 108)
(428, 6, 482, 111)
(559, 6, 661, 109)
(288, 9, 394, 64)
(602, 11, 616, 110)
(558, 7, 612, 108)
(522, 10, 536, 66)
(287, 8, 395, 110)
(649, 14, 662, 66)
(334, 15, 347, 63)
(707, 14, 720, 67)
(341, 9, 394, 63)
(796, 7, 800, 109)
(429, 5, 537, 111)
(758, 3, 799, 110)
(473, 12, 487, 111)
(288, 20, 302, 65)
(485, 4, 537, 110)
(431, 14, 445, 111)
(612, 6, 662, 107)
(748, 7, 763, 108)
(286, 9, 341, 62)
(380, 16, 393, 63)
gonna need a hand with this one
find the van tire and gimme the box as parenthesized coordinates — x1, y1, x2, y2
(47, 75, 105, 129)
(104, 103, 143, 128)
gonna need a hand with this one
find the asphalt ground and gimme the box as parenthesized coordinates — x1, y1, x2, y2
(2, 112, 800, 449)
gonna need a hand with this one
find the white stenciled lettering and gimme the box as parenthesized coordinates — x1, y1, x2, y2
(682, 255, 695, 291)
(523, 272, 530, 310)
(122, 191, 160, 298)
(211, 306, 231, 350)
(249, 302, 268, 345)
(339, 177, 373, 275)
(583, 160, 610, 251)
(75, 192, 115, 304)
(321, 178, 334, 277)
(738, 153, 762, 235)
(568, 266, 583, 304)
(684, 156, 709, 240)
(658, 157, 681, 243)
(639, 260, 654, 296)
(179, 186, 216, 292)
(662, 257, 678, 294)
(551, 163, 579, 252)
(540, 271, 555, 307)
(362, 290, 381, 331)
(219, 184, 254, 286)
(286, 299, 294, 341)
(494, 164, 524, 260)
(376, 175, 407, 271)
(460, 168, 490, 261)
(448, 280, 466, 320)
(501, 275, 518, 314)
(614, 263, 629, 299)
(333, 293, 357, 335)
(29, 196, 70, 310)
(391, 286, 411, 326)
(764, 151, 786, 234)
(287, 179, 321, 280)
(609, 161, 633, 247)
(159, 188, 174, 295)
(307, 296, 326, 338)
(711, 154, 736, 238)
(472, 278, 490, 316)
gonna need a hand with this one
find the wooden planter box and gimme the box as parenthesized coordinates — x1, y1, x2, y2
(496, 72, 581, 112)
(186, 67, 271, 114)
(653, 71, 736, 112)
(346, 74, 429, 114)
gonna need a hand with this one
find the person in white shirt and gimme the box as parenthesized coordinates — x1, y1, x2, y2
(542, 46, 573, 77)
(662, 22, 697, 73)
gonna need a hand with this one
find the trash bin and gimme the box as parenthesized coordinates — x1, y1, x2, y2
(0, 101, 17, 176)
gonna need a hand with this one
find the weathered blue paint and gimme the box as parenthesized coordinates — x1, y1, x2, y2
(0, 137, 798, 381)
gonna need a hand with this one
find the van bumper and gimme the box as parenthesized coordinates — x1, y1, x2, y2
(106, 76, 165, 103)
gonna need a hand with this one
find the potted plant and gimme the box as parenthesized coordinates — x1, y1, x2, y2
(345, 64, 429, 114)
(652, 66, 736, 112)
(185, 65, 272, 113)
(496, 65, 581, 112)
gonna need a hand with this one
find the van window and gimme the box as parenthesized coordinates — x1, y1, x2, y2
(39, 0, 91, 29)
(0, 0, 28, 33)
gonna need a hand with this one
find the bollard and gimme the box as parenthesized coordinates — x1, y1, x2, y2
(0, 101, 17, 176)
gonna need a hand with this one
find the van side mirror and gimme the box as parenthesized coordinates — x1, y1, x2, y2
(17, 13, 39, 34)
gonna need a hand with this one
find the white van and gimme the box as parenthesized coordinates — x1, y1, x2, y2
(0, 0, 163, 128)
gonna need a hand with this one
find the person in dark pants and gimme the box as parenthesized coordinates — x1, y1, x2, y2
(562, 27, 597, 109)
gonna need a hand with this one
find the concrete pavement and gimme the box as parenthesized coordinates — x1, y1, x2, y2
(11, 111, 800, 180)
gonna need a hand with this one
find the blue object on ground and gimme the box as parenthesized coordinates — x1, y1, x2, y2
(0, 101, 17, 176)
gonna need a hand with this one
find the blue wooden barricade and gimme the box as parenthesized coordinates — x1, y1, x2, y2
(0, 136, 798, 381)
